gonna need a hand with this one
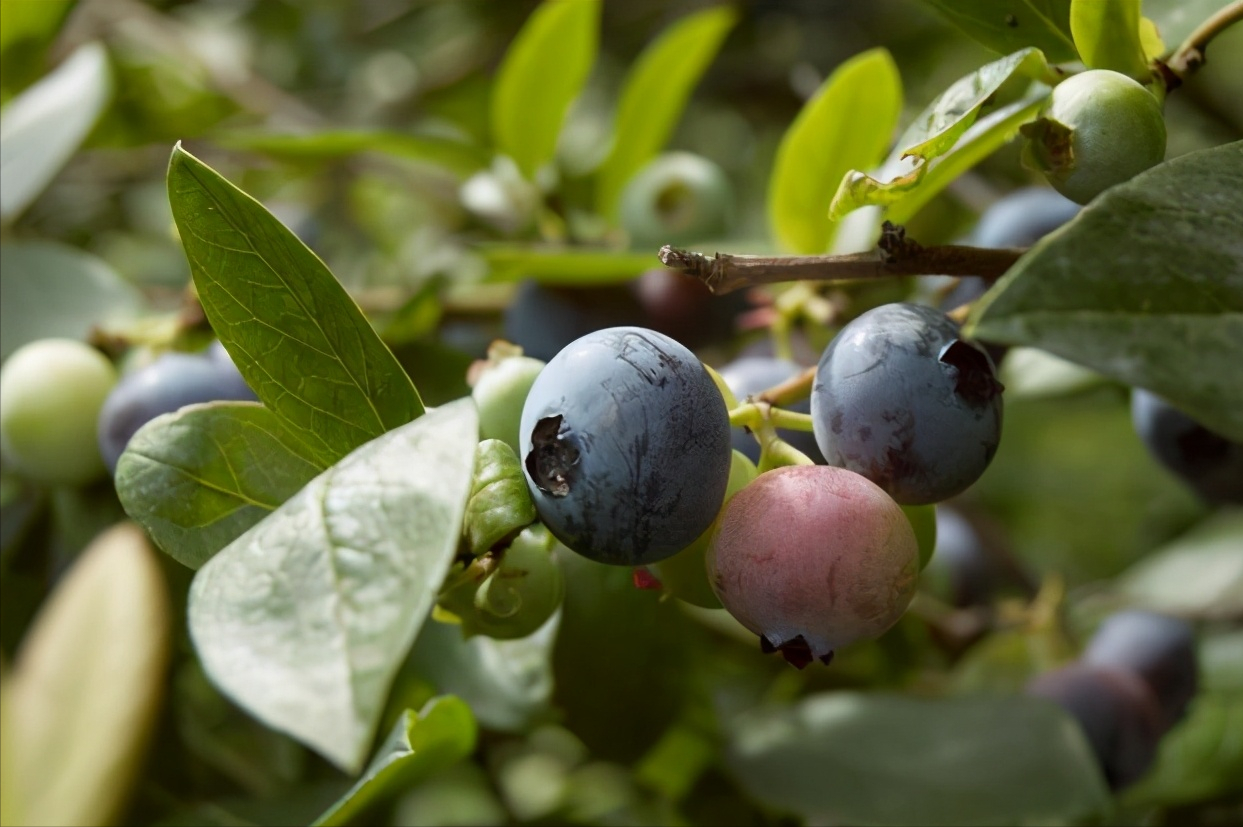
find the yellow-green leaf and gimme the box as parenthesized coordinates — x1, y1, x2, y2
(1070, 0, 1151, 80)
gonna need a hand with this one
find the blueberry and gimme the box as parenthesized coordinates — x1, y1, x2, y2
(716, 356, 823, 464)
(1025, 662, 1163, 790)
(1131, 388, 1243, 505)
(1083, 610, 1199, 731)
(810, 303, 1004, 505)
(502, 280, 646, 362)
(619, 152, 732, 249)
(633, 268, 745, 348)
(98, 344, 258, 475)
(518, 327, 732, 566)
(921, 507, 1015, 607)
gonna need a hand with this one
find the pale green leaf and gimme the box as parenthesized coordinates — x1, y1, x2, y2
(7, 522, 171, 826)
(768, 48, 902, 254)
(312, 697, 477, 826)
(967, 141, 1243, 441)
(1070, 0, 1150, 79)
(1115, 510, 1243, 619)
(595, 6, 737, 219)
(188, 399, 479, 773)
(115, 402, 323, 570)
(491, 0, 601, 178)
(0, 41, 110, 222)
(919, 0, 1078, 62)
(167, 143, 424, 468)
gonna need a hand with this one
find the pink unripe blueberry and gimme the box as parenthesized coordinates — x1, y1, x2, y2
(707, 465, 918, 668)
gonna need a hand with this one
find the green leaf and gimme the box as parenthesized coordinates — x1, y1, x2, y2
(0, 41, 110, 222)
(491, 0, 600, 178)
(1143, 0, 1226, 48)
(767, 48, 902, 254)
(829, 49, 1053, 222)
(481, 246, 657, 285)
(0, 241, 144, 361)
(919, 0, 1078, 63)
(6, 522, 171, 826)
(311, 697, 477, 827)
(188, 399, 479, 773)
(594, 6, 738, 219)
(463, 439, 537, 556)
(167, 143, 424, 468)
(967, 141, 1243, 441)
(0, 0, 75, 56)
(408, 613, 559, 733)
(217, 130, 488, 177)
(115, 402, 323, 570)
(727, 691, 1111, 826)
(1070, 0, 1150, 79)
(1114, 510, 1243, 620)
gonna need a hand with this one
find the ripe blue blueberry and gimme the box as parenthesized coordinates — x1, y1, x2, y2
(717, 356, 823, 464)
(98, 343, 258, 474)
(810, 303, 1003, 505)
(1025, 662, 1163, 790)
(921, 507, 1032, 607)
(519, 327, 732, 566)
(502, 280, 645, 362)
(1131, 389, 1242, 505)
(1083, 610, 1198, 731)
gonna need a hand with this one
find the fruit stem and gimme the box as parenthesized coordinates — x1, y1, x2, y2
(726, 401, 814, 432)
(1164, 0, 1243, 84)
(657, 233, 1024, 294)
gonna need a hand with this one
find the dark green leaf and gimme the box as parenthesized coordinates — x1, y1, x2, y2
(1114, 510, 1243, 620)
(312, 697, 477, 827)
(1070, 0, 1150, 79)
(115, 402, 323, 570)
(218, 130, 488, 177)
(188, 399, 479, 773)
(0, 241, 144, 361)
(919, 0, 1078, 63)
(768, 48, 902, 254)
(829, 49, 1053, 222)
(727, 692, 1111, 826)
(967, 141, 1243, 441)
(491, 0, 600, 178)
(0, 42, 110, 222)
(594, 6, 738, 219)
(167, 143, 424, 468)
(481, 246, 657, 285)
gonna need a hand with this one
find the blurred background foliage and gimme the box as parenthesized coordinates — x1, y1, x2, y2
(0, 1, 1240, 826)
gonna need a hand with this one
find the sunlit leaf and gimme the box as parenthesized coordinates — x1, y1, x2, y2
(188, 399, 478, 773)
(967, 141, 1243, 441)
(1070, 0, 1150, 79)
(218, 130, 488, 177)
(491, 0, 600, 178)
(115, 402, 323, 570)
(919, 0, 1078, 62)
(595, 6, 738, 219)
(0, 41, 110, 221)
(768, 48, 902, 254)
(167, 143, 424, 468)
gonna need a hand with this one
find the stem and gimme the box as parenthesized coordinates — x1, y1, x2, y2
(1164, 0, 1243, 81)
(658, 225, 1024, 295)
(756, 366, 816, 408)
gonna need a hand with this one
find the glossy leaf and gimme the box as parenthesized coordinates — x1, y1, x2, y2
(768, 48, 902, 254)
(491, 0, 600, 178)
(167, 144, 424, 468)
(312, 697, 477, 826)
(967, 141, 1243, 441)
(1070, 0, 1150, 79)
(1114, 510, 1243, 620)
(188, 399, 479, 773)
(7, 522, 171, 826)
(727, 691, 1111, 826)
(218, 130, 488, 177)
(409, 613, 559, 733)
(0, 41, 110, 222)
(595, 6, 738, 219)
(0, 241, 144, 361)
(919, 0, 1078, 63)
(829, 49, 1053, 221)
(115, 401, 323, 570)
(481, 246, 657, 285)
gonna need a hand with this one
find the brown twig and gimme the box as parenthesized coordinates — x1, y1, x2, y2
(1165, 0, 1243, 81)
(658, 224, 1024, 295)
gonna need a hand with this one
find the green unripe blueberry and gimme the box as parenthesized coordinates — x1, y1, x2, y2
(473, 354, 545, 456)
(650, 449, 759, 608)
(0, 338, 117, 486)
(1021, 69, 1166, 205)
(620, 152, 733, 248)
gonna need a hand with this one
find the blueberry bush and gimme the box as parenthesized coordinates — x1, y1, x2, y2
(1, 1, 1240, 825)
